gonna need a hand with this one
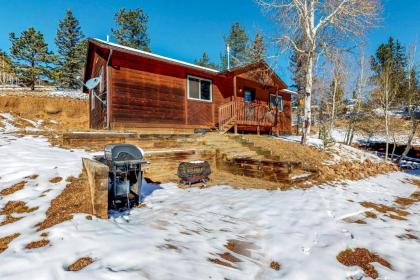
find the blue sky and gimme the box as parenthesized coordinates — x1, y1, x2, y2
(0, 0, 419, 85)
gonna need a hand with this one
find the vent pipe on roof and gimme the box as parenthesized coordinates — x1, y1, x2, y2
(106, 35, 110, 42)
(226, 44, 231, 71)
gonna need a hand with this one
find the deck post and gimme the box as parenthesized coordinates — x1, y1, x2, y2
(234, 124, 238, 134)
(257, 125, 260, 135)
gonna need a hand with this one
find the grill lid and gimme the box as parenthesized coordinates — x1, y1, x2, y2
(104, 144, 144, 162)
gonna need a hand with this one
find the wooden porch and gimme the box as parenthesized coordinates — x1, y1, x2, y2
(218, 97, 276, 134)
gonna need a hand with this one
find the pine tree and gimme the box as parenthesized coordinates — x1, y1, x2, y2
(248, 32, 265, 62)
(55, 10, 85, 89)
(289, 35, 307, 93)
(112, 8, 150, 51)
(371, 37, 407, 101)
(289, 35, 307, 135)
(0, 50, 15, 84)
(220, 22, 248, 70)
(194, 52, 218, 69)
(9, 27, 56, 90)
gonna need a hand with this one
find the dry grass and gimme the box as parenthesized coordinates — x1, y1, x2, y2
(25, 239, 50, 249)
(397, 233, 418, 240)
(208, 257, 234, 268)
(49, 176, 62, 183)
(218, 252, 241, 263)
(0, 215, 23, 226)
(364, 211, 378, 219)
(317, 160, 399, 183)
(359, 201, 409, 221)
(407, 179, 420, 187)
(25, 174, 39, 180)
(0, 95, 88, 132)
(37, 173, 92, 230)
(67, 257, 94, 271)
(270, 261, 281, 271)
(0, 181, 26, 196)
(0, 201, 38, 215)
(0, 233, 20, 253)
(337, 248, 391, 279)
(242, 135, 331, 167)
(336, 117, 420, 139)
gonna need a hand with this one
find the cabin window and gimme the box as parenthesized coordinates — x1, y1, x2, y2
(270, 94, 283, 112)
(244, 88, 256, 102)
(187, 75, 212, 101)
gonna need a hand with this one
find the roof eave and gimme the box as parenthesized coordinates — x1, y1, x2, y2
(88, 38, 220, 75)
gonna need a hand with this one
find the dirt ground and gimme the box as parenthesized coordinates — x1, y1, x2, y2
(0, 95, 88, 132)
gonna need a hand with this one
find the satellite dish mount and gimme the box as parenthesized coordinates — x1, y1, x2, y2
(84, 77, 106, 106)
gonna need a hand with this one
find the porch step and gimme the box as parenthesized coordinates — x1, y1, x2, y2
(219, 119, 236, 134)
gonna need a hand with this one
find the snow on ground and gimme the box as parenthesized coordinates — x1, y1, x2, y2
(0, 122, 419, 280)
(0, 87, 88, 100)
(331, 128, 420, 147)
(279, 134, 382, 164)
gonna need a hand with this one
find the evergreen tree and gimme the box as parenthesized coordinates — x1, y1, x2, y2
(289, 35, 307, 94)
(0, 50, 15, 84)
(220, 22, 248, 69)
(248, 32, 266, 62)
(112, 8, 150, 51)
(9, 27, 55, 90)
(371, 37, 407, 101)
(55, 10, 85, 89)
(289, 34, 307, 135)
(194, 52, 218, 69)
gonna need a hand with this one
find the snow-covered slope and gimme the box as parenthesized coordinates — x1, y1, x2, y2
(0, 119, 419, 280)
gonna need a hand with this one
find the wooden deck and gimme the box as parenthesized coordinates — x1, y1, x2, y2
(218, 97, 275, 133)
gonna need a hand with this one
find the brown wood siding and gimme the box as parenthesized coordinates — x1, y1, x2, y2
(111, 67, 186, 125)
(89, 46, 108, 129)
(109, 51, 225, 129)
(84, 41, 292, 133)
(276, 92, 292, 133)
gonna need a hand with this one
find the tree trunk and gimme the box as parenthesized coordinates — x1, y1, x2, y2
(329, 79, 337, 136)
(384, 108, 389, 162)
(399, 111, 418, 163)
(391, 133, 397, 160)
(301, 54, 313, 145)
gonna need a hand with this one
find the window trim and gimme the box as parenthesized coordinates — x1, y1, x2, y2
(270, 94, 283, 112)
(187, 75, 213, 102)
(243, 87, 256, 103)
(278, 95, 283, 112)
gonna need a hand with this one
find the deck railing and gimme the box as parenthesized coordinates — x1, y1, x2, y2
(218, 99, 237, 130)
(234, 100, 275, 126)
(219, 97, 275, 131)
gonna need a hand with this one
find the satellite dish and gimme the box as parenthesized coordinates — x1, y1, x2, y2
(85, 77, 101, 90)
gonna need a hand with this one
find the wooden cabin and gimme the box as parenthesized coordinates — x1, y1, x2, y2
(84, 38, 293, 134)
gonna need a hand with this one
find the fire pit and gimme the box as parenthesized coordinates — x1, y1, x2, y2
(177, 160, 211, 185)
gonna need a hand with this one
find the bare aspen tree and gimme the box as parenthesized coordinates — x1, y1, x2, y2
(325, 49, 347, 135)
(399, 44, 419, 163)
(345, 48, 369, 145)
(374, 64, 397, 161)
(257, 0, 381, 144)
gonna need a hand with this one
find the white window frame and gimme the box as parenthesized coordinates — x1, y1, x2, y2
(187, 75, 213, 102)
(278, 95, 283, 112)
(270, 94, 283, 112)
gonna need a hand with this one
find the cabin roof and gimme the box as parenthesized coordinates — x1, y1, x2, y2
(89, 38, 220, 74)
(87, 38, 290, 91)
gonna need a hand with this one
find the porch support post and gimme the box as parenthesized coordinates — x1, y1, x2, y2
(233, 74, 238, 134)
(275, 90, 280, 136)
(233, 75, 237, 99)
(257, 125, 260, 135)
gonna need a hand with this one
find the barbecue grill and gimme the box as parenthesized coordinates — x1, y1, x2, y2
(102, 144, 148, 209)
